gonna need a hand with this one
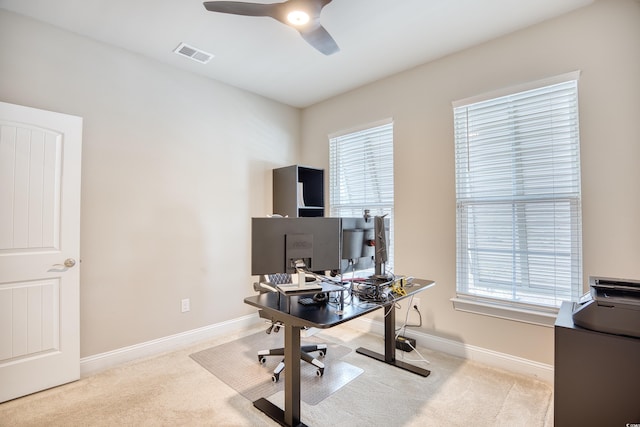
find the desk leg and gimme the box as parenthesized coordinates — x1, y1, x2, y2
(384, 303, 395, 361)
(253, 323, 308, 427)
(284, 323, 302, 426)
(356, 303, 431, 377)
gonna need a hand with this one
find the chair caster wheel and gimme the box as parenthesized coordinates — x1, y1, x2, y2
(258, 356, 266, 364)
(272, 373, 280, 383)
(318, 350, 326, 357)
(316, 368, 324, 377)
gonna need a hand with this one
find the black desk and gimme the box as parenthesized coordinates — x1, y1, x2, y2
(244, 278, 435, 427)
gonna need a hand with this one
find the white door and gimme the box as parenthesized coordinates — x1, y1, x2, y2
(0, 101, 82, 403)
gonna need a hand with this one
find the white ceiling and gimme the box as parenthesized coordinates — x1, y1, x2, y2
(0, 0, 594, 108)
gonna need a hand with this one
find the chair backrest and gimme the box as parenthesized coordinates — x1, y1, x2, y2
(266, 273, 292, 285)
(254, 273, 293, 293)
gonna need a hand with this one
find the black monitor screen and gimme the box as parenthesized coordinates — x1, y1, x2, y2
(251, 217, 342, 276)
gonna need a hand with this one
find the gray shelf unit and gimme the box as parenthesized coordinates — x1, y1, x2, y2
(273, 165, 324, 218)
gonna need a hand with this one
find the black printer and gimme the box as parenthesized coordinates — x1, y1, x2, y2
(572, 276, 640, 338)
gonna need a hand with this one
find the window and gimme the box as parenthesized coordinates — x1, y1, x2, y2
(329, 120, 394, 269)
(453, 72, 582, 319)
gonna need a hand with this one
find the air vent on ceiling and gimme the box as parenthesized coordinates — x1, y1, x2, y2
(173, 42, 214, 64)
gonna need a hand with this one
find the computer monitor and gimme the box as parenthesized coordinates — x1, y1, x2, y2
(340, 216, 390, 278)
(251, 217, 342, 276)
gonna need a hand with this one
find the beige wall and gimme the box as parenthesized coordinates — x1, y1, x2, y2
(0, 10, 300, 357)
(1, 0, 638, 366)
(301, 0, 640, 365)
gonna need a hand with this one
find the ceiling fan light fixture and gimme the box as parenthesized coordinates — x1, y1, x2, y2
(202, 0, 339, 55)
(287, 10, 310, 26)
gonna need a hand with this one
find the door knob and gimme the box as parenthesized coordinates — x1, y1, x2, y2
(52, 258, 76, 269)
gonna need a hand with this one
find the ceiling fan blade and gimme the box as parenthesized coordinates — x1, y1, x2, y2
(299, 25, 339, 55)
(203, 0, 339, 55)
(203, 1, 275, 17)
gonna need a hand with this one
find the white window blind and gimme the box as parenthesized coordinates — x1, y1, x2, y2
(329, 120, 394, 268)
(454, 75, 582, 309)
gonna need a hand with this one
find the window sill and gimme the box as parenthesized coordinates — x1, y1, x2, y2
(451, 296, 559, 327)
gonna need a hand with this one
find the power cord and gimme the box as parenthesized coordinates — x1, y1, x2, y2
(398, 339, 431, 364)
(395, 299, 430, 364)
(395, 299, 421, 330)
(411, 303, 423, 328)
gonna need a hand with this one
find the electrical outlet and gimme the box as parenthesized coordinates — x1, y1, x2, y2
(396, 296, 420, 326)
(181, 298, 190, 313)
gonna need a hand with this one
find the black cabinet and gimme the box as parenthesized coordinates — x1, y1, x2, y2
(554, 301, 640, 427)
(273, 165, 324, 218)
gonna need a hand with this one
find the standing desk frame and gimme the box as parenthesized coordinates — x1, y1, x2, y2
(244, 278, 435, 427)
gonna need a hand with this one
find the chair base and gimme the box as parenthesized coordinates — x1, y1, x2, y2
(258, 344, 327, 382)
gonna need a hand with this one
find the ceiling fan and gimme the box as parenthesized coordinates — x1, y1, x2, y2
(203, 0, 340, 55)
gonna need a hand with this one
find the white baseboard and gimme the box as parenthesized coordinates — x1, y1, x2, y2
(81, 312, 553, 384)
(348, 317, 554, 384)
(80, 313, 262, 376)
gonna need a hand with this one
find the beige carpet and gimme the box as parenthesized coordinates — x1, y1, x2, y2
(0, 323, 554, 426)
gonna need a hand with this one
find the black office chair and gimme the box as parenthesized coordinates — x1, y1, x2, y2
(254, 273, 327, 383)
